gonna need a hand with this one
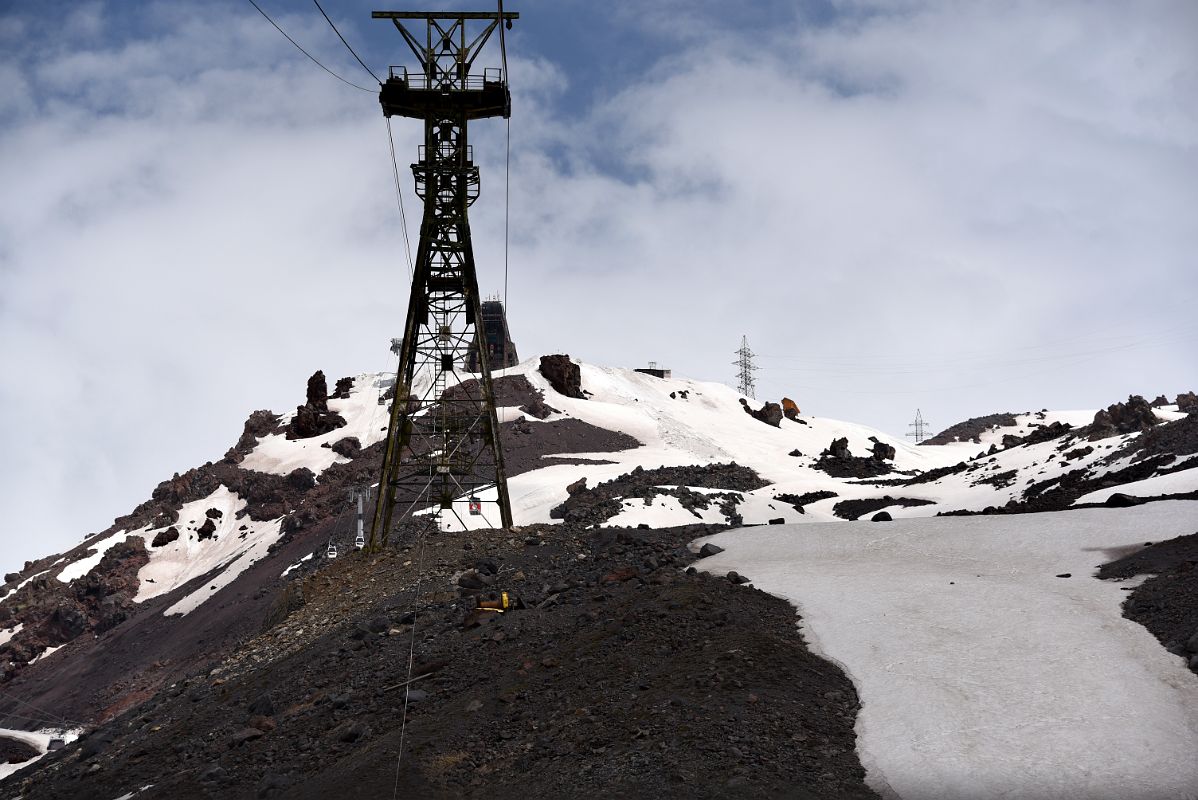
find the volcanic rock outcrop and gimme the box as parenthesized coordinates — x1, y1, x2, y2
(538, 355, 584, 399)
(1088, 395, 1160, 440)
(740, 398, 783, 427)
(286, 371, 347, 440)
(814, 437, 894, 478)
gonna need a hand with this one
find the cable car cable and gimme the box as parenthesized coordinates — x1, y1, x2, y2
(244, 0, 374, 92)
(385, 118, 415, 279)
(311, 0, 383, 85)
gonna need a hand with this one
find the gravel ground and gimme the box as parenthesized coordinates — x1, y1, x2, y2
(9, 522, 878, 800)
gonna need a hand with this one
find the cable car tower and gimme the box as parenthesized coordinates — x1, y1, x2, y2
(368, 8, 517, 549)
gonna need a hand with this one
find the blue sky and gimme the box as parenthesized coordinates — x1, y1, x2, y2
(1, 0, 1196, 568)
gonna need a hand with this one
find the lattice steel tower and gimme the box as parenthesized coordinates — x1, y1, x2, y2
(907, 409, 933, 443)
(368, 9, 517, 548)
(734, 335, 758, 398)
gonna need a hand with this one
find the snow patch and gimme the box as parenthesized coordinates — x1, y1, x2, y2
(280, 552, 314, 578)
(694, 502, 1198, 800)
(55, 529, 129, 584)
(130, 486, 284, 617)
(29, 644, 63, 664)
(1073, 467, 1198, 504)
(0, 727, 80, 781)
(0, 623, 22, 647)
(239, 372, 411, 477)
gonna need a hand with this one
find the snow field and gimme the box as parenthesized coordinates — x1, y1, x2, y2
(694, 502, 1198, 800)
(1073, 466, 1198, 505)
(442, 359, 957, 530)
(130, 486, 283, 616)
(239, 372, 397, 476)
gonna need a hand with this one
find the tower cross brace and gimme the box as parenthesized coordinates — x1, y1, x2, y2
(368, 8, 518, 549)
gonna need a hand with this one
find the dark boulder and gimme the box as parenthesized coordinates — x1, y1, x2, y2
(520, 394, 558, 420)
(698, 543, 725, 558)
(336, 721, 371, 743)
(288, 404, 347, 440)
(285, 468, 316, 491)
(1104, 493, 1143, 508)
(196, 518, 217, 541)
(151, 527, 180, 548)
(1177, 392, 1198, 414)
(755, 402, 783, 427)
(1150, 395, 1170, 408)
(826, 438, 851, 460)
(48, 604, 88, 640)
(539, 355, 584, 399)
(0, 736, 39, 764)
(868, 437, 896, 461)
(330, 376, 354, 400)
(225, 409, 280, 462)
(739, 398, 783, 427)
(871, 511, 892, 522)
(330, 437, 360, 458)
(247, 693, 275, 717)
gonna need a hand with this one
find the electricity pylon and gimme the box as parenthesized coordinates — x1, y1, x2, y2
(733, 335, 758, 398)
(368, 9, 518, 549)
(907, 409, 933, 443)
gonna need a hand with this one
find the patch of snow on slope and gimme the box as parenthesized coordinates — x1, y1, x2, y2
(111, 787, 154, 800)
(1073, 467, 1198, 504)
(280, 553, 313, 578)
(0, 727, 81, 780)
(55, 529, 130, 584)
(605, 494, 728, 528)
(693, 502, 1198, 800)
(29, 644, 63, 664)
(239, 372, 399, 477)
(0, 623, 21, 647)
(12, 570, 48, 593)
(131, 486, 283, 616)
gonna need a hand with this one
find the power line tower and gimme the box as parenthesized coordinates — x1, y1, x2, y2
(367, 8, 518, 549)
(907, 409, 933, 443)
(733, 335, 758, 398)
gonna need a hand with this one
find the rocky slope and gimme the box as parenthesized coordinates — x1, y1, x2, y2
(0, 357, 1194, 797)
(9, 519, 878, 800)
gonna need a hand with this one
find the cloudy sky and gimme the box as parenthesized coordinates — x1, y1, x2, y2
(1, 0, 1195, 569)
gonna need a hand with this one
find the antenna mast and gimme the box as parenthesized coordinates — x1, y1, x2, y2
(368, 8, 519, 549)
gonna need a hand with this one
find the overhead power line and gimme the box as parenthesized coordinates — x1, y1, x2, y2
(245, 0, 374, 92)
(312, 0, 383, 85)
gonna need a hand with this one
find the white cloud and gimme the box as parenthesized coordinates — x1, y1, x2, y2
(1, 1, 1195, 569)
